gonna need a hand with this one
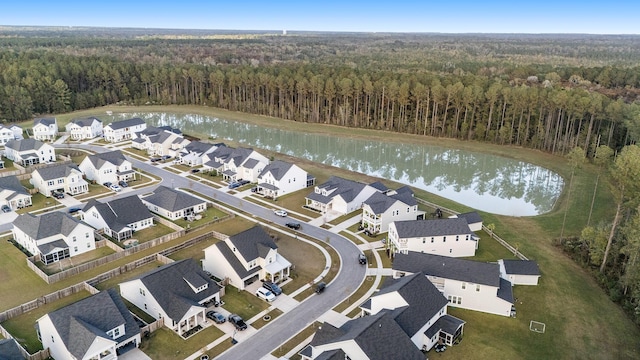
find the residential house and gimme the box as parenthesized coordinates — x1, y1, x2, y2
(81, 195, 154, 241)
(498, 259, 541, 286)
(65, 117, 104, 140)
(305, 176, 379, 216)
(0, 176, 32, 210)
(12, 212, 96, 265)
(30, 163, 88, 197)
(103, 118, 147, 143)
(202, 225, 292, 290)
(177, 141, 222, 167)
(119, 259, 221, 337)
(392, 252, 515, 317)
(361, 186, 422, 234)
(141, 186, 207, 220)
(131, 126, 189, 157)
(204, 146, 269, 183)
(36, 289, 141, 360)
(4, 139, 56, 166)
(388, 218, 478, 257)
(255, 160, 309, 199)
(202, 145, 234, 173)
(32, 117, 58, 141)
(79, 150, 135, 185)
(0, 338, 27, 360)
(449, 211, 483, 232)
(0, 124, 15, 146)
(8, 124, 24, 140)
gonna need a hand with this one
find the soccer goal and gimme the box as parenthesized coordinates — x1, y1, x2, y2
(529, 320, 546, 333)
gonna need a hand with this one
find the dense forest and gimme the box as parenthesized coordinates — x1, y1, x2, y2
(1, 27, 640, 325)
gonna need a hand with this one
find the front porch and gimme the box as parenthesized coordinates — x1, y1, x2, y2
(222, 169, 237, 182)
(305, 198, 329, 214)
(264, 254, 292, 284)
(67, 179, 89, 195)
(176, 311, 206, 338)
(9, 195, 32, 209)
(256, 183, 280, 199)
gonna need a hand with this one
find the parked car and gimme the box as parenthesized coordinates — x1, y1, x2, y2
(52, 191, 65, 199)
(118, 180, 128, 188)
(161, 155, 172, 160)
(191, 169, 201, 173)
(68, 207, 82, 214)
(315, 282, 326, 294)
(238, 179, 250, 186)
(274, 210, 288, 217)
(256, 287, 276, 302)
(109, 184, 122, 192)
(250, 187, 258, 193)
(1, 205, 11, 213)
(206, 311, 226, 324)
(435, 344, 447, 353)
(285, 222, 301, 230)
(262, 281, 282, 296)
(228, 182, 240, 189)
(228, 314, 247, 330)
(103, 182, 112, 188)
(358, 253, 367, 265)
(150, 157, 161, 162)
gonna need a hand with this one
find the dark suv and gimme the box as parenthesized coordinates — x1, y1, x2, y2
(358, 253, 367, 265)
(228, 314, 247, 330)
(285, 222, 301, 230)
(52, 191, 65, 199)
(262, 281, 283, 296)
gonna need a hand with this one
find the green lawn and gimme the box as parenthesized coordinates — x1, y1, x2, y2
(140, 325, 224, 360)
(134, 223, 175, 243)
(168, 233, 221, 262)
(16, 193, 59, 214)
(221, 286, 270, 320)
(174, 206, 229, 229)
(94, 261, 165, 291)
(251, 308, 283, 329)
(122, 298, 156, 324)
(19, 179, 34, 189)
(278, 234, 326, 295)
(75, 183, 112, 199)
(253, 187, 321, 219)
(0, 157, 14, 172)
(327, 211, 360, 226)
(271, 321, 321, 358)
(39, 246, 115, 275)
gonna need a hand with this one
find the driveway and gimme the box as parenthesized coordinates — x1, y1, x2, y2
(118, 348, 152, 360)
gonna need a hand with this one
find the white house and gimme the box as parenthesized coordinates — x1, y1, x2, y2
(0, 124, 14, 146)
(498, 259, 541, 286)
(65, 116, 104, 140)
(361, 186, 421, 234)
(81, 195, 153, 241)
(177, 141, 222, 167)
(9, 124, 24, 140)
(103, 118, 147, 143)
(0, 176, 32, 210)
(12, 212, 96, 265)
(131, 126, 189, 157)
(388, 218, 478, 257)
(32, 117, 58, 141)
(255, 160, 309, 199)
(119, 259, 221, 337)
(392, 252, 515, 317)
(36, 289, 141, 360)
(30, 163, 88, 197)
(141, 186, 207, 220)
(449, 211, 483, 232)
(202, 145, 234, 172)
(4, 139, 56, 166)
(79, 150, 135, 185)
(202, 225, 292, 290)
(204, 146, 269, 183)
(305, 176, 379, 216)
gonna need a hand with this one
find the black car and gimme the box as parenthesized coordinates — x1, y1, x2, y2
(206, 311, 226, 324)
(1, 205, 11, 213)
(191, 169, 201, 173)
(150, 157, 161, 162)
(285, 222, 301, 230)
(238, 179, 250, 186)
(68, 207, 82, 214)
(358, 253, 367, 265)
(315, 282, 326, 294)
(103, 182, 112, 188)
(52, 192, 65, 199)
(118, 180, 128, 188)
(262, 281, 283, 296)
(228, 314, 247, 330)
(161, 155, 172, 160)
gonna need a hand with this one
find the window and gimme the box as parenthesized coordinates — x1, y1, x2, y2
(462, 282, 466, 289)
(431, 237, 434, 243)
(51, 336, 55, 343)
(73, 236, 77, 242)
(140, 288, 146, 296)
(85, 232, 89, 238)
(443, 236, 446, 242)
(450, 249, 452, 253)
(144, 303, 147, 309)
(448, 295, 462, 305)
(74, 246, 78, 252)
(422, 238, 426, 244)
(87, 242, 91, 248)
(113, 328, 120, 337)
(456, 235, 459, 241)
(476, 284, 480, 292)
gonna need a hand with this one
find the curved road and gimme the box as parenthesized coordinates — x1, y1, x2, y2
(58, 144, 366, 359)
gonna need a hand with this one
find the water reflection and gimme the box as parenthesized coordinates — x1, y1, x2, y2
(100, 112, 563, 216)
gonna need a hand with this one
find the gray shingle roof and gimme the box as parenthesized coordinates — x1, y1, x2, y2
(226, 147, 254, 167)
(45, 289, 138, 360)
(34, 117, 56, 127)
(142, 186, 205, 212)
(502, 259, 541, 275)
(0, 176, 28, 195)
(242, 158, 259, 170)
(214, 241, 261, 279)
(456, 211, 483, 225)
(393, 252, 501, 287)
(106, 118, 145, 130)
(424, 314, 465, 338)
(133, 259, 221, 321)
(85, 150, 128, 169)
(393, 218, 472, 238)
(0, 338, 26, 360)
(497, 278, 514, 303)
(259, 160, 294, 181)
(37, 239, 69, 255)
(306, 176, 369, 204)
(82, 195, 153, 232)
(184, 141, 215, 154)
(69, 117, 102, 127)
(33, 163, 82, 181)
(14, 212, 87, 240)
(5, 138, 46, 152)
(368, 181, 389, 192)
(208, 145, 234, 161)
(363, 188, 417, 214)
(228, 225, 277, 262)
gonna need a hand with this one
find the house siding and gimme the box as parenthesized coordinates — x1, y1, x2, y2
(388, 223, 477, 258)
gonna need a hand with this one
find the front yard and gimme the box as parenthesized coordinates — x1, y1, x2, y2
(16, 193, 61, 214)
(221, 286, 270, 321)
(277, 235, 326, 295)
(141, 325, 224, 360)
(173, 206, 229, 229)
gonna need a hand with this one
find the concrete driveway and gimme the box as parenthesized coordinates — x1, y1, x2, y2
(118, 348, 152, 360)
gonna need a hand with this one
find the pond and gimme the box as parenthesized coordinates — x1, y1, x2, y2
(98, 112, 564, 216)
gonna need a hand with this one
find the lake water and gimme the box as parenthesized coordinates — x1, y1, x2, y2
(99, 112, 564, 216)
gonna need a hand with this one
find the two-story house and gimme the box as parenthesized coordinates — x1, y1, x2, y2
(0, 124, 15, 146)
(202, 225, 292, 290)
(392, 252, 515, 317)
(30, 163, 88, 197)
(255, 160, 309, 199)
(177, 141, 222, 167)
(141, 186, 207, 220)
(32, 118, 58, 141)
(131, 126, 189, 157)
(361, 186, 422, 234)
(202, 145, 235, 173)
(13, 212, 96, 265)
(0, 175, 32, 210)
(103, 118, 147, 143)
(81, 195, 154, 241)
(388, 218, 478, 257)
(498, 259, 541, 286)
(207, 147, 269, 183)
(119, 259, 221, 337)
(36, 289, 141, 360)
(79, 150, 135, 185)
(449, 211, 483, 232)
(65, 116, 104, 140)
(4, 139, 56, 166)
(305, 176, 379, 216)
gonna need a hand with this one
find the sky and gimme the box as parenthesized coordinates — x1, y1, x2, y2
(1, 0, 639, 34)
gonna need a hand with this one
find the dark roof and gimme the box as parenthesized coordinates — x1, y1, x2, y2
(374, 273, 448, 336)
(497, 278, 514, 303)
(0, 176, 28, 195)
(226, 147, 254, 167)
(14, 212, 87, 240)
(5, 138, 47, 152)
(69, 117, 102, 127)
(133, 259, 221, 321)
(142, 186, 205, 212)
(45, 289, 138, 360)
(259, 160, 294, 181)
(368, 181, 389, 192)
(306, 176, 369, 204)
(424, 314, 466, 338)
(393, 218, 472, 238)
(363, 189, 417, 214)
(315, 349, 346, 360)
(393, 252, 501, 287)
(312, 311, 424, 360)
(0, 338, 26, 360)
(34, 117, 56, 126)
(37, 239, 69, 255)
(243, 158, 259, 169)
(208, 144, 234, 161)
(184, 141, 215, 154)
(502, 259, 541, 276)
(82, 195, 153, 232)
(85, 150, 128, 169)
(33, 163, 81, 181)
(214, 242, 261, 279)
(456, 211, 483, 225)
(106, 118, 145, 130)
(228, 225, 277, 262)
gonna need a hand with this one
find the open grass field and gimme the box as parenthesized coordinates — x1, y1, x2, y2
(140, 325, 224, 360)
(277, 234, 326, 295)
